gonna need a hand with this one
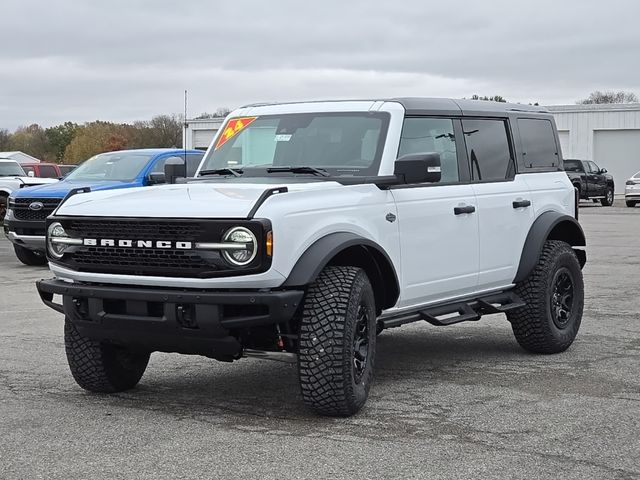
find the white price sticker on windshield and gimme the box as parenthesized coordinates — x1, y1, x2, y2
(274, 134, 292, 142)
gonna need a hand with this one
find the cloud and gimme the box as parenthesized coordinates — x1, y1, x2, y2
(2, 0, 639, 129)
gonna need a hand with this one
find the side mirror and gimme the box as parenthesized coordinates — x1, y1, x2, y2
(600, 168, 607, 174)
(147, 172, 166, 185)
(394, 153, 441, 184)
(163, 156, 186, 184)
(27, 171, 35, 177)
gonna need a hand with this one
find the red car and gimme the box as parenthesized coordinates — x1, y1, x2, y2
(21, 163, 76, 178)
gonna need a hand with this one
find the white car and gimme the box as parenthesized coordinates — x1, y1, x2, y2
(625, 170, 640, 207)
(36, 98, 586, 416)
(0, 159, 58, 222)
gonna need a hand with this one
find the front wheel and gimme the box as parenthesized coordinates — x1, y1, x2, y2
(65, 319, 150, 393)
(13, 244, 48, 266)
(298, 266, 377, 416)
(601, 187, 614, 206)
(507, 240, 584, 354)
(626, 200, 637, 208)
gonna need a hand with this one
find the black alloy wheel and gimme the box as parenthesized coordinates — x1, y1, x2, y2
(550, 268, 575, 329)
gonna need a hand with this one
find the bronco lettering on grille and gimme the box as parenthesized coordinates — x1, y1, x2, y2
(82, 239, 193, 249)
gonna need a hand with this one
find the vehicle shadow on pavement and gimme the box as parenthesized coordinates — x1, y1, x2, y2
(93, 322, 529, 420)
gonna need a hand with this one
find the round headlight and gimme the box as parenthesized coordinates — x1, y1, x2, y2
(47, 222, 68, 259)
(222, 226, 257, 266)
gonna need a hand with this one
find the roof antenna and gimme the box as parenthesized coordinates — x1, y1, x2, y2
(183, 89, 188, 168)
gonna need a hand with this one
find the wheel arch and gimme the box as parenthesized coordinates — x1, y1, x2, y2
(514, 211, 586, 284)
(281, 232, 400, 312)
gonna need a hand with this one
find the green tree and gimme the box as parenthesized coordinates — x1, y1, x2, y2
(0, 129, 11, 151)
(45, 122, 79, 162)
(10, 124, 54, 161)
(64, 121, 130, 163)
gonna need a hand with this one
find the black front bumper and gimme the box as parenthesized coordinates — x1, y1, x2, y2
(36, 279, 304, 359)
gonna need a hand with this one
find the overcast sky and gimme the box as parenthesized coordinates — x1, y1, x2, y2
(2, 0, 639, 130)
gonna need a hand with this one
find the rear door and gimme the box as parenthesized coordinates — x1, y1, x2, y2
(391, 117, 479, 307)
(463, 118, 534, 291)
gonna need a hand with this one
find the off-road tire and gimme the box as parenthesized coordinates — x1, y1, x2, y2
(13, 244, 47, 266)
(601, 187, 614, 206)
(508, 240, 584, 354)
(626, 200, 637, 208)
(298, 266, 376, 416)
(64, 318, 150, 393)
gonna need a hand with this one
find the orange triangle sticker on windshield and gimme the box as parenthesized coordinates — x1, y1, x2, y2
(215, 117, 258, 150)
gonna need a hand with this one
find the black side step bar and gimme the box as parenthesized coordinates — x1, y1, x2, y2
(378, 291, 525, 331)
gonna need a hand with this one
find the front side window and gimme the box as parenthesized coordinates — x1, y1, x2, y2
(398, 118, 459, 183)
(200, 113, 389, 177)
(0, 161, 26, 177)
(462, 119, 513, 182)
(587, 161, 600, 173)
(64, 152, 153, 182)
(152, 153, 204, 177)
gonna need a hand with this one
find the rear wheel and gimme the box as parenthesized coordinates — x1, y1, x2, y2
(626, 200, 637, 208)
(65, 318, 150, 393)
(508, 240, 584, 354)
(298, 266, 377, 416)
(601, 187, 614, 206)
(13, 244, 47, 266)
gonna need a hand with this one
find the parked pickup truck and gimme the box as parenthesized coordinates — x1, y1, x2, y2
(0, 159, 58, 222)
(21, 163, 77, 178)
(563, 159, 615, 206)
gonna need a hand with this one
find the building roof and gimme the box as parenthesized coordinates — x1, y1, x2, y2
(547, 103, 640, 113)
(0, 151, 41, 163)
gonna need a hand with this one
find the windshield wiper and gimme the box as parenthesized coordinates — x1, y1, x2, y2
(199, 168, 243, 177)
(266, 166, 330, 177)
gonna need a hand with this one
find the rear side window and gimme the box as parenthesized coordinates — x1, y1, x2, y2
(462, 119, 513, 182)
(398, 117, 459, 183)
(38, 165, 59, 178)
(517, 118, 559, 169)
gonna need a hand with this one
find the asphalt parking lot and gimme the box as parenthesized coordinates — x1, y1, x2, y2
(1, 202, 639, 480)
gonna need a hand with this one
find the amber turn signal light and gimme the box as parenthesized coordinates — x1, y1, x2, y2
(266, 231, 273, 257)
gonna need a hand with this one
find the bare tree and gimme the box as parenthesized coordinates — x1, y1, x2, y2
(470, 95, 507, 103)
(577, 90, 638, 104)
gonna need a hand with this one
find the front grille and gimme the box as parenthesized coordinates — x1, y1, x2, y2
(54, 217, 269, 278)
(14, 197, 61, 221)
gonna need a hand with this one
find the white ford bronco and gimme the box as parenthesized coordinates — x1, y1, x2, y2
(37, 98, 586, 416)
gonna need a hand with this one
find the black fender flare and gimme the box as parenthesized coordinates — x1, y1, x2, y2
(514, 211, 586, 284)
(281, 232, 400, 310)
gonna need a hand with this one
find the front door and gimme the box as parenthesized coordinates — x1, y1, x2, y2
(390, 117, 479, 308)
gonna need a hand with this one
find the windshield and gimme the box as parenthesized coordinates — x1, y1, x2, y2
(0, 161, 26, 177)
(64, 152, 153, 182)
(199, 112, 389, 177)
(563, 160, 583, 172)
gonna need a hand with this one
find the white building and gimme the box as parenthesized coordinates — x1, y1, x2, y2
(183, 104, 640, 193)
(183, 118, 225, 150)
(0, 151, 40, 164)
(549, 103, 640, 192)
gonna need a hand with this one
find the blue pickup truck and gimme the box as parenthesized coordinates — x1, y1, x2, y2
(4, 148, 204, 265)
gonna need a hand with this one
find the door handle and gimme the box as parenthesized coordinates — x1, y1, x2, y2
(512, 199, 531, 208)
(454, 205, 476, 215)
